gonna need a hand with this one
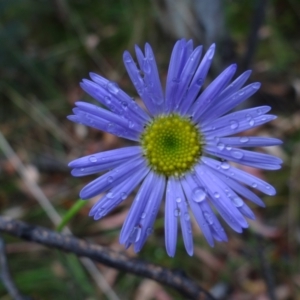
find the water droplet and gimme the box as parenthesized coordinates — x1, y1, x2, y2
(184, 213, 190, 221)
(204, 211, 214, 224)
(232, 150, 244, 159)
(107, 176, 113, 183)
(214, 192, 220, 199)
(249, 119, 255, 126)
(143, 59, 151, 74)
(89, 156, 97, 163)
(252, 82, 260, 89)
(232, 197, 243, 207)
(217, 142, 225, 150)
(252, 182, 258, 188)
(146, 227, 153, 235)
(106, 192, 113, 199)
(128, 121, 135, 129)
(192, 188, 206, 202)
(107, 82, 119, 94)
(121, 192, 127, 200)
(239, 137, 249, 143)
(196, 78, 203, 86)
(230, 120, 239, 130)
(174, 209, 180, 216)
(266, 185, 270, 190)
(221, 162, 230, 170)
(239, 90, 245, 96)
(226, 145, 232, 151)
(172, 78, 180, 83)
(257, 108, 262, 115)
(121, 102, 128, 110)
(246, 114, 252, 121)
(80, 168, 85, 172)
(124, 53, 132, 63)
(128, 226, 141, 243)
(104, 96, 111, 104)
(141, 212, 146, 219)
(176, 197, 181, 203)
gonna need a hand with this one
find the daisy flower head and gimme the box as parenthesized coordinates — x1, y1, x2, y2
(68, 39, 282, 257)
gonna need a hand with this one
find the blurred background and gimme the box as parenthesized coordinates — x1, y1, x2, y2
(0, 0, 299, 299)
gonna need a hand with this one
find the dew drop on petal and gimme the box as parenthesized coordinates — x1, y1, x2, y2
(121, 102, 128, 110)
(221, 162, 230, 170)
(226, 145, 232, 151)
(214, 192, 220, 199)
(106, 192, 114, 199)
(230, 120, 239, 130)
(107, 82, 119, 94)
(89, 156, 97, 163)
(204, 211, 214, 224)
(184, 213, 190, 221)
(121, 192, 127, 200)
(176, 197, 181, 203)
(239, 137, 249, 143)
(239, 90, 245, 96)
(192, 188, 206, 202)
(107, 176, 114, 183)
(252, 182, 258, 188)
(174, 209, 180, 217)
(232, 150, 244, 159)
(231, 197, 244, 207)
(141, 212, 146, 219)
(196, 78, 203, 86)
(217, 143, 225, 150)
(80, 168, 85, 172)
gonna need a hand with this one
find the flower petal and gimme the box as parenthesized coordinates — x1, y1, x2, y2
(119, 171, 156, 244)
(134, 174, 166, 252)
(89, 164, 149, 219)
(201, 82, 261, 122)
(165, 178, 179, 257)
(206, 136, 282, 148)
(178, 44, 215, 115)
(202, 157, 276, 195)
(194, 165, 248, 232)
(204, 145, 282, 170)
(69, 146, 142, 168)
(80, 157, 144, 199)
(191, 64, 237, 122)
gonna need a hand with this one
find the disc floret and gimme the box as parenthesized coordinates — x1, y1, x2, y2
(141, 114, 203, 177)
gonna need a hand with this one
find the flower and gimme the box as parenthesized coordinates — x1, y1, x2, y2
(68, 39, 282, 257)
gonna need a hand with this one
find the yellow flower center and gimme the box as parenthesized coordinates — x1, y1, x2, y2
(141, 114, 203, 177)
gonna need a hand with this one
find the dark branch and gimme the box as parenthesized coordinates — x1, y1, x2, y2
(0, 216, 216, 300)
(0, 235, 30, 300)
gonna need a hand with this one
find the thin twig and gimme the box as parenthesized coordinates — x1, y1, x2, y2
(0, 131, 120, 300)
(0, 235, 29, 300)
(0, 216, 216, 300)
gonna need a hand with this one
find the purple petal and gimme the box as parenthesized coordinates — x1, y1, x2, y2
(204, 145, 282, 170)
(69, 146, 142, 168)
(206, 136, 282, 148)
(80, 157, 144, 199)
(119, 171, 156, 244)
(201, 82, 261, 122)
(165, 179, 179, 257)
(134, 174, 166, 252)
(191, 64, 237, 122)
(89, 165, 149, 219)
(178, 44, 215, 115)
(201, 157, 276, 195)
(195, 165, 248, 232)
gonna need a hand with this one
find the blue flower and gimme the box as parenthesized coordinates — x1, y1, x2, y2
(68, 39, 282, 257)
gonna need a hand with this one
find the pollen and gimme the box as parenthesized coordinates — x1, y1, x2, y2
(141, 114, 203, 177)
